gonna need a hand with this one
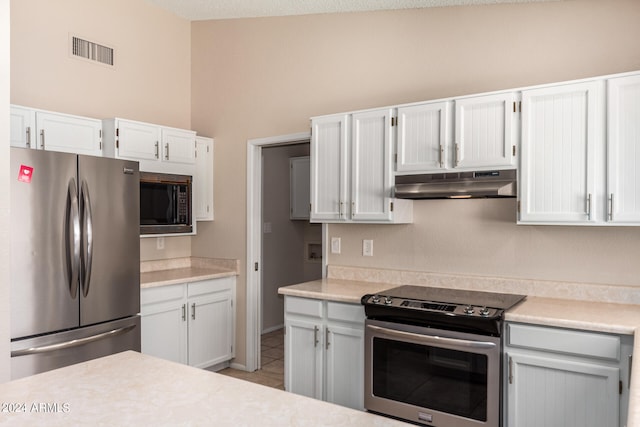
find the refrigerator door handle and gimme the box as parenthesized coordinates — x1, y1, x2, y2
(10, 324, 137, 357)
(80, 180, 94, 298)
(66, 179, 81, 299)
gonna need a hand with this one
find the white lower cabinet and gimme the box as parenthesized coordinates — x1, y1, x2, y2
(504, 322, 633, 427)
(284, 296, 365, 410)
(141, 276, 236, 369)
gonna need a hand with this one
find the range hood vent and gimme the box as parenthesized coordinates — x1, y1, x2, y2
(394, 169, 517, 199)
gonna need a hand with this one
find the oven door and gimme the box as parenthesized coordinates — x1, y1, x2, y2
(365, 319, 501, 427)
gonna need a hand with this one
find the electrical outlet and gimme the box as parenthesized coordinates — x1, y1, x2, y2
(331, 237, 341, 254)
(362, 239, 373, 257)
(156, 237, 165, 250)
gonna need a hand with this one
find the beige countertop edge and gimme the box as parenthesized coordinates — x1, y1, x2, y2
(141, 268, 238, 289)
(0, 351, 411, 427)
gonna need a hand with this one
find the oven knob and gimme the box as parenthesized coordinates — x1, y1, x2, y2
(371, 295, 380, 304)
(479, 307, 490, 316)
(464, 305, 475, 315)
(384, 297, 393, 305)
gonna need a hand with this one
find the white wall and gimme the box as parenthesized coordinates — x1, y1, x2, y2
(0, 0, 11, 382)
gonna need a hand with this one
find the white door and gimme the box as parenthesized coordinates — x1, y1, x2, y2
(607, 74, 640, 224)
(396, 101, 451, 173)
(36, 111, 102, 156)
(195, 137, 214, 221)
(140, 287, 188, 365)
(519, 81, 603, 223)
(325, 323, 364, 410)
(310, 114, 349, 222)
(187, 289, 233, 368)
(350, 109, 394, 221)
(454, 92, 517, 169)
(162, 127, 196, 165)
(507, 352, 619, 427)
(117, 119, 161, 161)
(284, 318, 323, 399)
(10, 105, 36, 149)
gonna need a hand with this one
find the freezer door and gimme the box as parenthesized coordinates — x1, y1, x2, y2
(10, 315, 141, 380)
(78, 155, 140, 326)
(10, 148, 80, 339)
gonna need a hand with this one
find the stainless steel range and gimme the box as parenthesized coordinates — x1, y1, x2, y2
(362, 286, 526, 427)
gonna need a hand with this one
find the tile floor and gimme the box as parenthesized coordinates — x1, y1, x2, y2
(216, 328, 284, 390)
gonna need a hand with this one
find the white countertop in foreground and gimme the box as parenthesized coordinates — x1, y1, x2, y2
(0, 351, 410, 426)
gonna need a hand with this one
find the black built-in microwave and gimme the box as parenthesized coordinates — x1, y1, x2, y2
(139, 172, 192, 235)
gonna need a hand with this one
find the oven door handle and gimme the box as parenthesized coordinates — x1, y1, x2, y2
(367, 324, 497, 350)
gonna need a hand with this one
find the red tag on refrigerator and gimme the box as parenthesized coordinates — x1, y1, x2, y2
(18, 165, 34, 183)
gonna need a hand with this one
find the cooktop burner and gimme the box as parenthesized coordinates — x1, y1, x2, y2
(361, 285, 526, 336)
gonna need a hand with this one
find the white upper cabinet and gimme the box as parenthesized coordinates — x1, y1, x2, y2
(195, 136, 214, 221)
(350, 108, 395, 221)
(310, 111, 412, 223)
(103, 118, 196, 175)
(396, 101, 451, 173)
(10, 106, 102, 156)
(110, 119, 161, 161)
(454, 92, 518, 170)
(607, 74, 640, 224)
(519, 81, 603, 224)
(310, 114, 350, 222)
(10, 105, 36, 149)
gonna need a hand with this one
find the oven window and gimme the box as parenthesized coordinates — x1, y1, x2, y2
(372, 337, 488, 422)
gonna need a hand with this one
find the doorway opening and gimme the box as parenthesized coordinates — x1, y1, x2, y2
(245, 132, 326, 375)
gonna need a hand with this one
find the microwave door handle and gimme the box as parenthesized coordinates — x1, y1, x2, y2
(367, 324, 496, 350)
(66, 179, 80, 299)
(80, 180, 94, 298)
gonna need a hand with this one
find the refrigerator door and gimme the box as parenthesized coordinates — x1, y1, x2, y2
(78, 155, 140, 326)
(10, 315, 141, 380)
(10, 148, 80, 339)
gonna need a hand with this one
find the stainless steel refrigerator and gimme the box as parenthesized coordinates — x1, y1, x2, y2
(10, 147, 141, 379)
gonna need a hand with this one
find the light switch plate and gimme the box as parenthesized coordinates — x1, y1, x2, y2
(331, 237, 341, 254)
(156, 237, 165, 250)
(363, 239, 373, 257)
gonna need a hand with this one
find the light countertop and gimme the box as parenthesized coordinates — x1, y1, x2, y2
(140, 257, 239, 289)
(0, 351, 411, 426)
(278, 278, 640, 427)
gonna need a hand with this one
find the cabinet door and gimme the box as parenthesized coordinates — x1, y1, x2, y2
(351, 109, 394, 221)
(10, 105, 36, 149)
(187, 287, 233, 368)
(117, 119, 161, 161)
(396, 102, 451, 173)
(310, 114, 349, 222)
(140, 286, 188, 365)
(519, 81, 603, 223)
(325, 323, 364, 410)
(195, 137, 214, 221)
(607, 74, 640, 224)
(290, 156, 310, 220)
(162, 127, 196, 165)
(506, 352, 619, 427)
(36, 111, 102, 156)
(284, 318, 323, 399)
(454, 93, 517, 169)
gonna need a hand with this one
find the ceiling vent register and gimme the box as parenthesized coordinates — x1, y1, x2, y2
(71, 36, 114, 67)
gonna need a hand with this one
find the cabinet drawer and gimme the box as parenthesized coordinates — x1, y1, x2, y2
(187, 276, 234, 297)
(285, 296, 323, 318)
(141, 284, 185, 305)
(507, 323, 620, 361)
(327, 302, 365, 323)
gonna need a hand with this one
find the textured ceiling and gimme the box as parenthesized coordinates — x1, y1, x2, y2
(145, 0, 559, 21)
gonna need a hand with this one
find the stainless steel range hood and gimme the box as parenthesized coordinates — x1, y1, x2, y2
(394, 169, 517, 199)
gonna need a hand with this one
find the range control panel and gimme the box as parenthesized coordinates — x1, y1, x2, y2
(362, 294, 501, 318)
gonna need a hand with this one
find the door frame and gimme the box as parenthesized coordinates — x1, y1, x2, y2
(246, 131, 321, 372)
